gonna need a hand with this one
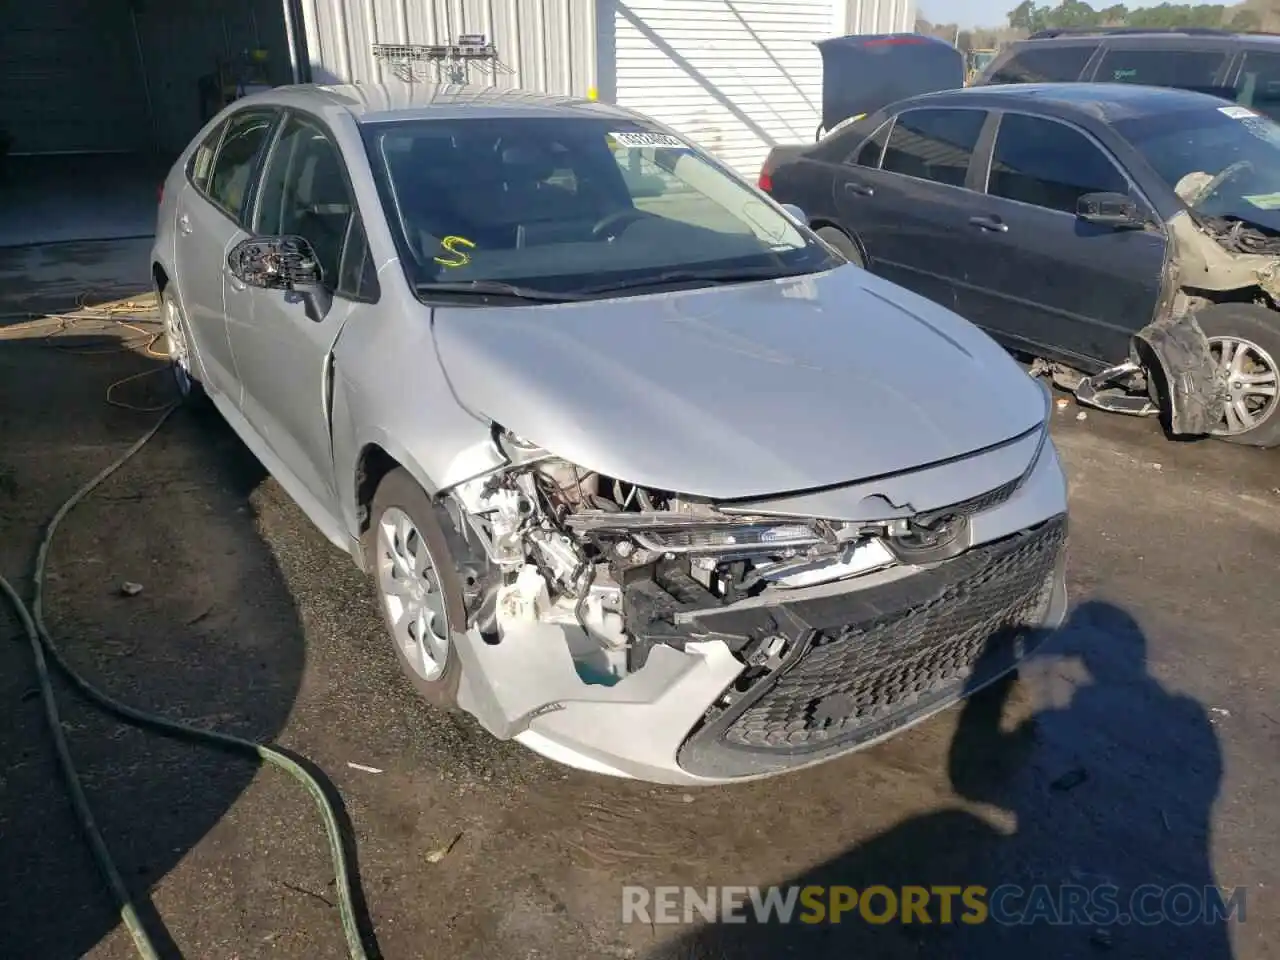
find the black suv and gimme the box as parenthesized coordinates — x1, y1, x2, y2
(975, 27, 1280, 120)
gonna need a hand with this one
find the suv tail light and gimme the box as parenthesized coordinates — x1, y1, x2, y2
(758, 170, 774, 193)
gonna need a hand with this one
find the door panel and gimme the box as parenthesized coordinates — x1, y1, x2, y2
(173, 183, 241, 395)
(964, 112, 1166, 364)
(832, 107, 991, 317)
(228, 113, 363, 508)
(173, 109, 277, 401)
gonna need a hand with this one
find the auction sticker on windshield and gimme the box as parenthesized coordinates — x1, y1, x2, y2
(1219, 105, 1259, 119)
(609, 131, 689, 149)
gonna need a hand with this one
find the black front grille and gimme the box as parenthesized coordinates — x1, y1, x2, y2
(677, 515, 1066, 778)
(917, 474, 1021, 526)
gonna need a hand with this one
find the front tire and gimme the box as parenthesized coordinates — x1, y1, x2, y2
(363, 468, 465, 710)
(815, 226, 866, 268)
(1193, 303, 1280, 448)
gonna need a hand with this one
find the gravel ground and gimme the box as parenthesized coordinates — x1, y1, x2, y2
(1, 239, 1277, 960)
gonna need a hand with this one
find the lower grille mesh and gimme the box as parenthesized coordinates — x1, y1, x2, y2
(723, 517, 1066, 752)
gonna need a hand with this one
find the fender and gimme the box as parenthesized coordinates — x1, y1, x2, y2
(1132, 312, 1224, 437)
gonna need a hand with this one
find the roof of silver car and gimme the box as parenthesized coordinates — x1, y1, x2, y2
(250, 82, 639, 123)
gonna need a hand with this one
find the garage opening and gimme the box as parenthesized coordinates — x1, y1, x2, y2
(0, 0, 295, 247)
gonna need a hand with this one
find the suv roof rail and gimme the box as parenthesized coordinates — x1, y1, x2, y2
(1027, 26, 1240, 40)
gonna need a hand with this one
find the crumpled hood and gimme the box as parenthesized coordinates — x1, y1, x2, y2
(432, 266, 1046, 500)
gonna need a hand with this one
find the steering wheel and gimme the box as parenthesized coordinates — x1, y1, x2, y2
(591, 208, 648, 241)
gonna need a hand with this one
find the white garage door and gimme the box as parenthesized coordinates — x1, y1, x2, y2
(612, 0, 837, 179)
(0, 0, 150, 154)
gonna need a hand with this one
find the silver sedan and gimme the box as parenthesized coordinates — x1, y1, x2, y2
(151, 83, 1069, 785)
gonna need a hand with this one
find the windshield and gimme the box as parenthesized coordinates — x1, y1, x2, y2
(1115, 104, 1280, 232)
(361, 115, 837, 300)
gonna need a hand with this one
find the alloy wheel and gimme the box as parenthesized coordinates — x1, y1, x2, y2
(1208, 335, 1279, 437)
(162, 298, 193, 397)
(375, 506, 451, 682)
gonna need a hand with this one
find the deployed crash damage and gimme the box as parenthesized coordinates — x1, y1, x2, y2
(435, 404, 1067, 784)
(1053, 105, 1280, 444)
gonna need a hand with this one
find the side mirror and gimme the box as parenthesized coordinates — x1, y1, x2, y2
(780, 202, 806, 223)
(1077, 192, 1146, 230)
(228, 235, 323, 290)
(228, 235, 331, 322)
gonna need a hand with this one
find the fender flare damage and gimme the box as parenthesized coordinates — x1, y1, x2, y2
(1132, 312, 1223, 436)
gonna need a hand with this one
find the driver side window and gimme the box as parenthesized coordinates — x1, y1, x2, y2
(255, 114, 372, 298)
(986, 113, 1131, 215)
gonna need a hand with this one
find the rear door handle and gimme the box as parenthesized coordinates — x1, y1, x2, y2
(968, 215, 1008, 233)
(844, 181, 874, 197)
(177, 213, 193, 235)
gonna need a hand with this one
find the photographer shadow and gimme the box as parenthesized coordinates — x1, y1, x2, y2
(655, 600, 1231, 959)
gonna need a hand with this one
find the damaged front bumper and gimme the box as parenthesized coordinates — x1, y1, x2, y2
(451, 436, 1070, 786)
(1075, 313, 1225, 435)
(1132, 312, 1224, 435)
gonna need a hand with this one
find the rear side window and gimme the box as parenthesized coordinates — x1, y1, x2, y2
(205, 110, 276, 221)
(1235, 51, 1280, 121)
(881, 108, 986, 188)
(1095, 47, 1229, 96)
(986, 44, 1096, 84)
(987, 113, 1128, 214)
(851, 119, 892, 168)
(188, 124, 224, 193)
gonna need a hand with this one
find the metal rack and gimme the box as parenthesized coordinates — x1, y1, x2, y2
(371, 35, 510, 84)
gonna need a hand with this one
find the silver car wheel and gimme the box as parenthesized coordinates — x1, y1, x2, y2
(163, 297, 193, 397)
(375, 506, 450, 682)
(1208, 335, 1279, 436)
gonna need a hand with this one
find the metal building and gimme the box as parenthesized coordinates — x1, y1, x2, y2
(292, 0, 917, 175)
(0, 0, 915, 177)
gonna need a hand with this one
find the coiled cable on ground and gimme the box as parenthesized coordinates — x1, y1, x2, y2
(1, 386, 373, 958)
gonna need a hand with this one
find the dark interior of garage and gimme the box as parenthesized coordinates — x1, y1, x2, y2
(0, 0, 295, 246)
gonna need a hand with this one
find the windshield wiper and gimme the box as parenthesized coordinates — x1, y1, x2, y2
(575, 266, 814, 297)
(414, 280, 583, 303)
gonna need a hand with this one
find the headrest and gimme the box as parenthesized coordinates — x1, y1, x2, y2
(500, 142, 556, 182)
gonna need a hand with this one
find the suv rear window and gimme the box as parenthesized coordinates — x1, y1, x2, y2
(1095, 46, 1230, 96)
(985, 44, 1096, 84)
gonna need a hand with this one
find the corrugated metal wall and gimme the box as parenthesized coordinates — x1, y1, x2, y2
(610, 0, 835, 177)
(843, 0, 917, 34)
(295, 0, 598, 97)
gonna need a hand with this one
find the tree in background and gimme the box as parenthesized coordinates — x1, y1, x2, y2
(1004, 1, 1280, 32)
(915, 16, 1002, 50)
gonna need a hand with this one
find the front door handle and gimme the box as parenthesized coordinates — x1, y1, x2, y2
(844, 181, 874, 197)
(968, 214, 1008, 233)
(177, 213, 193, 235)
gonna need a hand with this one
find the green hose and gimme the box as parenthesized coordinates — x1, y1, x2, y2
(0, 405, 373, 960)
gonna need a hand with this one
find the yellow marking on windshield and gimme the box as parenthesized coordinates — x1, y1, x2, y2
(434, 235, 476, 268)
(1243, 193, 1280, 210)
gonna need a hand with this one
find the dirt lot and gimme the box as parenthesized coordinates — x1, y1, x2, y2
(1, 239, 1278, 960)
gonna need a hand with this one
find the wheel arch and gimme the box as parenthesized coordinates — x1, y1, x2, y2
(809, 219, 867, 263)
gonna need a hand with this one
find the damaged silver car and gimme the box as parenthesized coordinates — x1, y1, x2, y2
(152, 83, 1069, 784)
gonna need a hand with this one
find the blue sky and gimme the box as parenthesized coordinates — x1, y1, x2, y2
(924, 0, 1165, 29)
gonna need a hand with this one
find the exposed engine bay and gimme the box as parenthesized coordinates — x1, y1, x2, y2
(1200, 214, 1280, 258)
(445, 431, 975, 690)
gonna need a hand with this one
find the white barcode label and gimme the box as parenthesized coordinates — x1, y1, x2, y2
(609, 130, 688, 148)
(1219, 105, 1258, 120)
